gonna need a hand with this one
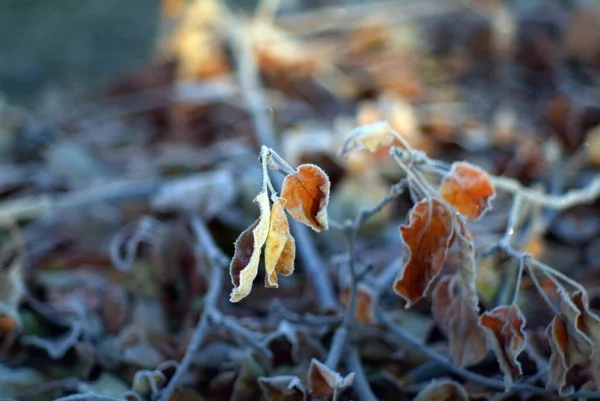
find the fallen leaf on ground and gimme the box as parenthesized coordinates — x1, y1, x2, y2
(307, 358, 354, 397)
(413, 379, 468, 401)
(258, 375, 306, 401)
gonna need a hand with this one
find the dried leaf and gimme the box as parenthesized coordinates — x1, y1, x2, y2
(432, 275, 487, 367)
(547, 291, 600, 395)
(439, 161, 495, 221)
(480, 305, 527, 389)
(394, 199, 455, 306)
(281, 164, 330, 232)
(413, 379, 468, 401)
(229, 190, 271, 302)
(340, 283, 375, 324)
(265, 195, 296, 288)
(258, 375, 307, 401)
(307, 358, 354, 397)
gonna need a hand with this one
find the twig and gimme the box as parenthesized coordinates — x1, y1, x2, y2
(157, 217, 225, 401)
(325, 222, 356, 369)
(376, 308, 600, 399)
(354, 180, 407, 230)
(227, 12, 338, 311)
(345, 347, 379, 401)
(53, 394, 124, 401)
(491, 174, 600, 210)
(208, 309, 273, 360)
(16, 378, 80, 401)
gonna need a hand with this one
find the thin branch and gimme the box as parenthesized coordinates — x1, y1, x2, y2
(345, 347, 379, 401)
(157, 218, 225, 401)
(53, 394, 124, 401)
(377, 308, 600, 399)
(227, 12, 338, 311)
(16, 378, 80, 401)
(326, 222, 356, 369)
(491, 174, 600, 210)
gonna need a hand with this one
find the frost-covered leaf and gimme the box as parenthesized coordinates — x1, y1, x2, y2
(229, 190, 271, 302)
(431, 275, 487, 367)
(263, 320, 325, 363)
(258, 375, 306, 401)
(547, 290, 600, 395)
(340, 283, 375, 324)
(480, 305, 527, 389)
(413, 379, 468, 401)
(281, 164, 330, 232)
(307, 358, 354, 397)
(394, 199, 454, 307)
(265, 195, 296, 288)
(339, 121, 397, 156)
(439, 161, 495, 221)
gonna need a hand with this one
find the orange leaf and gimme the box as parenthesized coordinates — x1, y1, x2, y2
(432, 275, 487, 367)
(547, 290, 600, 395)
(480, 305, 527, 389)
(281, 164, 330, 232)
(264, 196, 296, 288)
(340, 283, 375, 324)
(394, 199, 454, 306)
(439, 161, 495, 221)
(229, 191, 271, 302)
(307, 358, 354, 397)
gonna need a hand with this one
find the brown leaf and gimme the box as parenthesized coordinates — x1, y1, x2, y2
(432, 275, 488, 367)
(340, 283, 375, 324)
(264, 195, 296, 288)
(281, 164, 330, 232)
(394, 199, 455, 306)
(547, 290, 600, 395)
(480, 305, 527, 389)
(229, 190, 271, 302)
(413, 379, 468, 401)
(307, 358, 354, 397)
(439, 161, 495, 221)
(258, 375, 306, 401)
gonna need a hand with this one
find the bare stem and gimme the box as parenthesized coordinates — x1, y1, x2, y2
(345, 347, 379, 401)
(157, 218, 225, 401)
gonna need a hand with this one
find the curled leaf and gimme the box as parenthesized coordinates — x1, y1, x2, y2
(281, 164, 330, 232)
(439, 161, 495, 221)
(258, 375, 306, 401)
(432, 275, 487, 367)
(413, 379, 468, 401)
(229, 191, 271, 302)
(547, 290, 600, 395)
(307, 358, 354, 397)
(265, 196, 296, 288)
(394, 199, 454, 306)
(339, 121, 397, 157)
(480, 305, 527, 389)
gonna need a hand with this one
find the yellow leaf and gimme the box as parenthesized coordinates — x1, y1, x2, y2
(229, 190, 271, 302)
(264, 195, 296, 288)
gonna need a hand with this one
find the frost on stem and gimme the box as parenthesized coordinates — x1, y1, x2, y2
(228, 147, 330, 302)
